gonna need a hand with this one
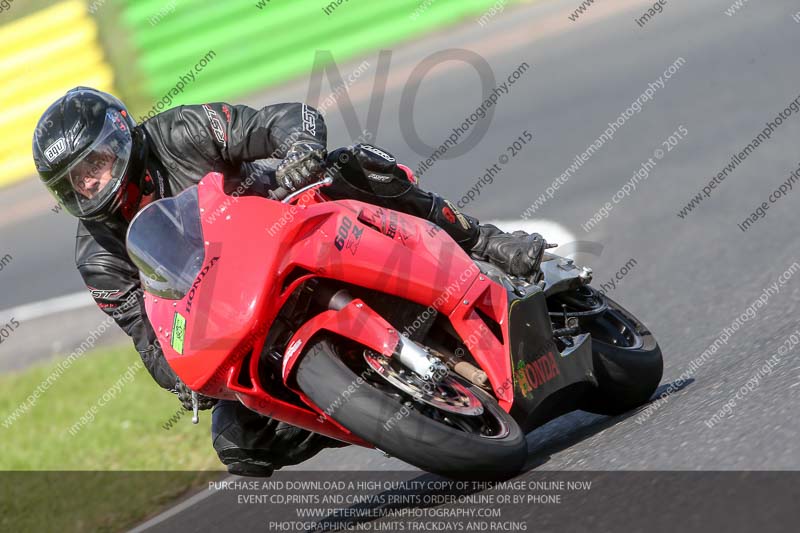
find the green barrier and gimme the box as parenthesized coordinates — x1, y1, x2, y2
(113, 0, 520, 115)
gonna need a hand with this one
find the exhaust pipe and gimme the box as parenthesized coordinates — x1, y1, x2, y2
(313, 284, 353, 310)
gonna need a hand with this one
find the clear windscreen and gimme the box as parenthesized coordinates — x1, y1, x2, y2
(125, 187, 205, 299)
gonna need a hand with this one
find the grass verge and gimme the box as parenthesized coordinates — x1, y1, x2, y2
(0, 344, 223, 532)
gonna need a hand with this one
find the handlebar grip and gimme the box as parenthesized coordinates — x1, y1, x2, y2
(268, 186, 291, 201)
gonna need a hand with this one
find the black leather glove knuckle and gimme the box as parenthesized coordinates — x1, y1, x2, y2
(276, 142, 326, 190)
(289, 169, 304, 188)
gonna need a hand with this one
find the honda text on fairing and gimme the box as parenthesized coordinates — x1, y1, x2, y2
(126, 160, 663, 479)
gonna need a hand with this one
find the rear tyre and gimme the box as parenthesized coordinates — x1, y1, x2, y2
(296, 337, 527, 480)
(568, 291, 663, 416)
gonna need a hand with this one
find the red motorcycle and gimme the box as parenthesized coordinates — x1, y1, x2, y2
(126, 158, 662, 479)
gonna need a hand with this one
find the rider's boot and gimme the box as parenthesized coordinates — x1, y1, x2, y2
(324, 144, 546, 278)
(211, 400, 347, 477)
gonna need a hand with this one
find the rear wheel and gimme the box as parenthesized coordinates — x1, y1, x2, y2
(295, 337, 527, 480)
(555, 288, 663, 415)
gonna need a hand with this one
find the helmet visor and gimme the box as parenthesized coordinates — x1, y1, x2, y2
(45, 110, 133, 218)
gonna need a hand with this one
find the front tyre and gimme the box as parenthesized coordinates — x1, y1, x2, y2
(296, 337, 527, 480)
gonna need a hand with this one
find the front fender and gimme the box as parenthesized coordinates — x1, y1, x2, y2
(281, 298, 400, 383)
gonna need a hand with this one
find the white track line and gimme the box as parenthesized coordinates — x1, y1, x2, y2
(486, 219, 577, 256)
(0, 291, 94, 322)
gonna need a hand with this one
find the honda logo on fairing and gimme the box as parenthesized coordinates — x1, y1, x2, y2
(185, 256, 220, 313)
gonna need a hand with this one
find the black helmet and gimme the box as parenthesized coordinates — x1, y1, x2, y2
(32, 87, 150, 222)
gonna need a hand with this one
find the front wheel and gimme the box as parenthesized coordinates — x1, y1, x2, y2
(295, 337, 527, 480)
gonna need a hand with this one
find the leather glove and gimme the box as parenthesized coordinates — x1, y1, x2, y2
(174, 378, 217, 411)
(472, 224, 547, 277)
(276, 142, 326, 190)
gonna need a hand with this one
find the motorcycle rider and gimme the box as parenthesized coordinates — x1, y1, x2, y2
(32, 87, 545, 476)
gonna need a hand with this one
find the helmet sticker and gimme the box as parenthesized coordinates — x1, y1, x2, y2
(44, 138, 67, 162)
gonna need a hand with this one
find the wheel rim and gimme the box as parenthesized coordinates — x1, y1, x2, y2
(555, 287, 643, 349)
(359, 350, 511, 440)
(587, 311, 642, 349)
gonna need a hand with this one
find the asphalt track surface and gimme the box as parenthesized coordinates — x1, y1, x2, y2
(1, 0, 800, 530)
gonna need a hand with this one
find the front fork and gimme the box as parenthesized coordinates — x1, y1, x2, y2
(310, 286, 449, 383)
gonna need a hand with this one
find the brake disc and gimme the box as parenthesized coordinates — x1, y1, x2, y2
(363, 350, 484, 416)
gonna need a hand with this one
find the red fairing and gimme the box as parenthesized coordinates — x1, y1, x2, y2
(280, 298, 400, 382)
(142, 172, 514, 444)
(448, 277, 513, 408)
